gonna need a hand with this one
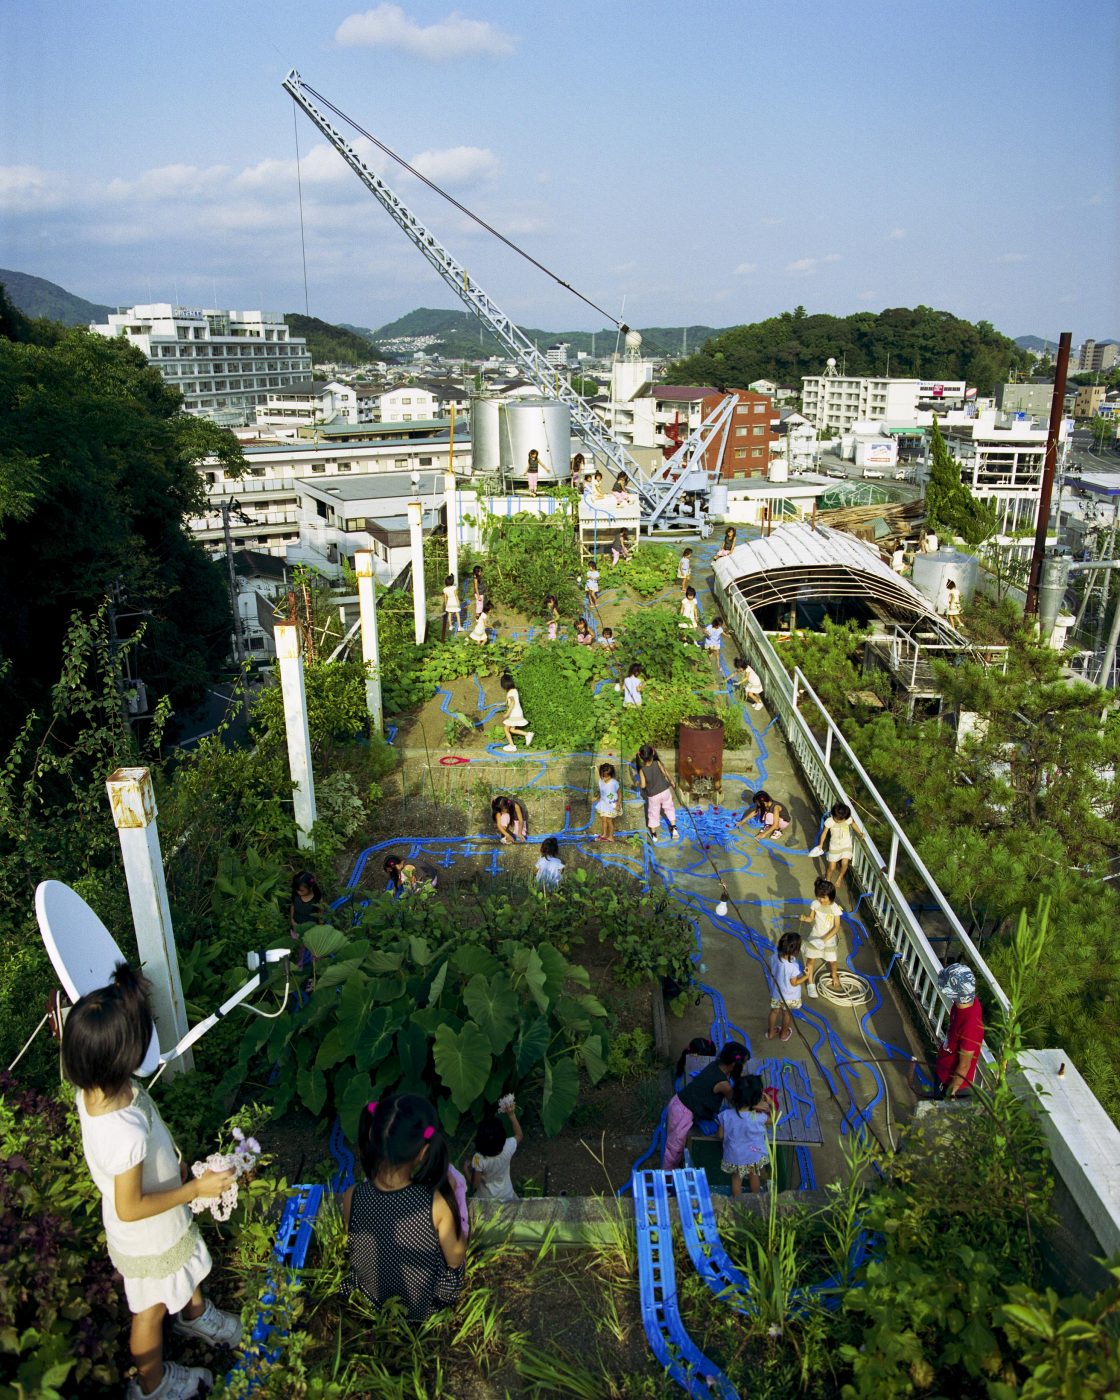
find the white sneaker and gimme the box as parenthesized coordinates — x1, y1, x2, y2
(127, 1360, 214, 1400)
(502, 743, 517, 752)
(650, 833, 660, 844)
(752, 702, 763, 710)
(523, 732, 534, 746)
(670, 828, 680, 841)
(806, 981, 819, 998)
(174, 1297, 242, 1347)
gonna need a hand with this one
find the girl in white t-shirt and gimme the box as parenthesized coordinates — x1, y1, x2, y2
(623, 663, 643, 706)
(799, 876, 844, 997)
(500, 671, 533, 752)
(680, 586, 700, 630)
(441, 574, 461, 641)
(469, 599, 492, 644)
(821, 800, 863, 884)
(63, 964, 240, 1400)
(595, 761, 621, 840)
(767, 931, 810, 1042)
(470, 1103, 523, 1201)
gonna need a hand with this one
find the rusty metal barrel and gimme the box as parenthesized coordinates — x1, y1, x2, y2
(678, 715, 724, 804)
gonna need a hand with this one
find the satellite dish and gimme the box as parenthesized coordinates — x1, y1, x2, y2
(35, 880, 161, 1075)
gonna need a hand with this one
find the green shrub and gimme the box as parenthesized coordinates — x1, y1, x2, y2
(480, 508, 583, 617)
(616, 605, 706, 684)
(600, 543, 680, 598)
(514, 642, 611, 751)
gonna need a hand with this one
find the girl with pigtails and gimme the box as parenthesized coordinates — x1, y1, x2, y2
(342, 1095, 466, 1322)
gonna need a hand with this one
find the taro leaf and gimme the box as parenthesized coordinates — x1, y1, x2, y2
(463, 972, 519, 1054)
(575, 992, 608, 1019)
(511, 945, 549, 1013)
(354, 1006, 395, 1073)
(314, 1025, 349, 1072)
(427, 959, 449, 1007)
(516, 1016, 551, 1074)
(438, 1097, 462, 1137)
(366, 950, 403, 973)
(300, 925, 350, 959)
(452, 944, 500, 979)
(581, 1034, 608, 1085)
(536, 943, 570, 992)
(296, 1065, 327, 1117)
(433, 1022, 492, 1111)
(336, 1065, 375, 1141)
(397, 1021, 430, 1092)
(541, 1054, 580, 1135)
(317, 957, 365, 991)
(412, 1007, 462, 1038)
(409, 934, 433, 967)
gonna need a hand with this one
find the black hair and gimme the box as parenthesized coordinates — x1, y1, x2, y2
(734, 656, 746, 670)
(61, 963, 153, 1098)
(292, 870, 322, 903)
(814, 876, 837, 901)
(472, 565, 483, 577)
(717, 1041, 749, 1079)
(683, 547, 693, 556)
(528, 448, 539, 459)
(599, 761, 617, 779)
(576, 618, 590, 631)
(444, 573, 455, 586)
(686, 585, 697, 598)
(674, 1034, 716, 1076)
(710, 616, 723, 628)
(357, 1095, 461, 1239)
(540, 836, 560, 859)
(947, 578, 957, 588)
(602, 626, 613, 637)
(573, 452, 585, 467)
(752, 790, 773, 812)
(637, 743, 659, 765)
(777, 931, 802, 959)
(545, 594, 558, 608)
(830, 801, 851, 821)
(475, 1114, 506, 1157)
(383, 854, 403, 887)
(729, 1073, 764, 1113)
(501, 672, 515, 690)
(628, 663, 642, 677)
(491, 796, 512, 817)
(723, 526, 736, 542)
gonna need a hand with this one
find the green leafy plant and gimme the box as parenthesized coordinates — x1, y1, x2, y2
(599, 544, 680, 599)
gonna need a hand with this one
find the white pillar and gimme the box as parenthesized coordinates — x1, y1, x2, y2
(353, 551, 383, 734)
(445, 471, 459, 584)
(105, 767, 193, 1077)
(408, 499, 426, 645)
(275, 624, 317, 849)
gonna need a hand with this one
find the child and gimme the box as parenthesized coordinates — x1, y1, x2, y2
(384, 855, 439, 893)
(735, 790, 790, 841)
(585, 563, 600, 613)
(680, 586, 700, 629)
(575, 617, 594, 646)
(704, 617, 724, 663)
(491, 795, 529, 844)
(526, 448, 540, 496)
(500, 671, 533, 752)
(768, 932, 809, 1042)
(715, 526, 737, 561)
(63, 964, 240, 1400)
(470, 565, 485, 618)
(662, 1040, 748, 1171)
(599, 626, 616, 650)
(544, 594, 560, 642)
(611, 529, 632, 566)
(636, 743, 680, 844)
(289, 870, 326, 938)
(343, 1097, 465, 1323)
(677, 547, 693, 594)
(596, 762, 620, 840)
(591, 470, 606, 500)
(733, 655, 764, 710)
(441, 574, 461, 641)
(615, 471, 634, 504)
(535, 836, 565, 889)
(717, 1074, 774, 1196)
(623, 662, 643, 706)
(469, 598, 491, 644)
(471, 1102, 523, 1201)
(945, 578, 962, 626)
(800, 876, 844, 998)
(821, 800, 862, 884)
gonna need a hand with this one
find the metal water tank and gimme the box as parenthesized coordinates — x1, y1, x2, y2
(708, 483, 729, 514)
(910, 548, 979, 612)
(499, 398, 572, 482)
(469, 396, 501, 475)
(768, 459, 789, 483)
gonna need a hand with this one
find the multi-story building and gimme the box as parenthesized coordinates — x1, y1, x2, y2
(701, 390, 780, 479)
(377, 378, 469, 422)
(996, 382, 1057, 421)
(801, 373, 969, 434)
(1076, 339, 1120, 373)
(89, 305, 312, 425)
(941, 409, 1069, 533)
(545, 343, 570, 368)
(255, 380, 359, 432)
(1074, 384, 1107, 419)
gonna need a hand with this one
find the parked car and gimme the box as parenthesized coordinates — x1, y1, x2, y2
(893, 468, 909, 480)
(862, 467, 886, 479)
(826, 467, 847, 479)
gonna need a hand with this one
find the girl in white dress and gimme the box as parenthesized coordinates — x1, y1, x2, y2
(441, 573, 461, 640)
(595, 761, 621, 839)
(63, 964, 240, 1400)
(623, 663, 644, 706)
(469, 599, 491, 644)
(500, 671, 533, 751)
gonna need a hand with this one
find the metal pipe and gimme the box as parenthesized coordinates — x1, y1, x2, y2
(1025, 331, 1072, 615)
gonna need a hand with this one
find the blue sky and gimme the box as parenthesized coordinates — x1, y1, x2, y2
(2, 1, 1117, 343)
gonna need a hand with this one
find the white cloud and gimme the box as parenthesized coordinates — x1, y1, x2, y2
(411, 145, 499, 188)
(785, 254, 841, 274)
(996, 252, 1028, 264)
(234, 139, 388, 191)
(733, 262, 757, 275)
(335, 4, 516, 60)
(106, 163, 230, 200)
(888, 227, 907, 240)
(0, 164, 69, 213)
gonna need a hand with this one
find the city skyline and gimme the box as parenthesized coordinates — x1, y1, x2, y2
(2, 1, 1117, 344)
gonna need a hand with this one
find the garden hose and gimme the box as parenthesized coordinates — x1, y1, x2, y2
(813, 969, 874, 1008)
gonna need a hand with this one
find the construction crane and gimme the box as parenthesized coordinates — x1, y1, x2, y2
(282, 70, 736, 530)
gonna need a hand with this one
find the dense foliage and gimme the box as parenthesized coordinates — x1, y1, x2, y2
(282, 312, 378, 368)
(479, 507, 584, 619)
(669, 304, 1032, 395)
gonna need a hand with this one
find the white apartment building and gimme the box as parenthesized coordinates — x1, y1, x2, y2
(801, 373, 968, 434)
(89, 305, 312, 425)
(254, 380, 359, 432)
(545, 342, 570, 368)
(377, 380, 470, 422)
(940, 409, 1069, 533)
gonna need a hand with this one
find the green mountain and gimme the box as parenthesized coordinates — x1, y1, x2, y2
(669, 306, 1034, 396)
(0, 269, 113, 326)
(363, 306, 723, 360)
(1015, 335, 1058, 353)
(282, 313, 381, 368)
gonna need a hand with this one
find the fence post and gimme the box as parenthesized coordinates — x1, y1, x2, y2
(275, 624, 317, 849)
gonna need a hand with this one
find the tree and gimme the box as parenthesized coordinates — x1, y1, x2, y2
(925, 417, 997, 544)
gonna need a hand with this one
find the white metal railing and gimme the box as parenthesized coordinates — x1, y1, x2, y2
(715, 576, 1011, 1047)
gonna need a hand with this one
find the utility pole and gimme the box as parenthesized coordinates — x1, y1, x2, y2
(1025, 331, 1072, 618)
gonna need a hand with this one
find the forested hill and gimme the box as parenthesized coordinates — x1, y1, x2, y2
(283, 313, 380, 367)
(668, 306, 1034, 394)
(0, 269, 113, 326)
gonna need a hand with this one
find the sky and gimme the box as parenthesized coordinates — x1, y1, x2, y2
(2, 1, 1118, 344)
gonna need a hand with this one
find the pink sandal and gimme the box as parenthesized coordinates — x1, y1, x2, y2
(780, 1028, 793, 1042)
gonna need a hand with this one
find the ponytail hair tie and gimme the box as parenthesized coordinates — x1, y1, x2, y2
(366, 1101, 378, 1114)
(422, 1125, 436, 1140)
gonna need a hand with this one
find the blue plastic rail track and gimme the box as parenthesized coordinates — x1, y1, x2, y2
(671, 1168, 751, 1315)
(632, 1169, 738, 1399)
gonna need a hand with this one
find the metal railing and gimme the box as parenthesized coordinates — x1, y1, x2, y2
(715, 576, 1011, 1046)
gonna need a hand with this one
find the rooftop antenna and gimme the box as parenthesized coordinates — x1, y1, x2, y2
(823, 357, 838, 377)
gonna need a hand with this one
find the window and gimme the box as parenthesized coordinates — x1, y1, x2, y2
(312, 464, 326, 474)
(735, 426, 748, 437)
(419, 456, 433, 465)
(752, 448, 763, 458)
(736, 404, 750, 415)
(753, 402, 765, 413)
(734, 448, 747, 459)
(337, 463, 351, 472)
(753, 425, 764, 436)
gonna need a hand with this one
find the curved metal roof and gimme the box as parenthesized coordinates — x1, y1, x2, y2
(712, 523, 944, 626)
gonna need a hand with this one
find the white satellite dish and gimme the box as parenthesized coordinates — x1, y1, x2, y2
(35, 879, 161, 1075)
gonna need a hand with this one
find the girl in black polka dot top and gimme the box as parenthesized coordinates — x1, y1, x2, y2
(341, 1096, 466, 1322)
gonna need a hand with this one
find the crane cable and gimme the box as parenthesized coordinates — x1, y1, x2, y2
(298, 80, 623, 329)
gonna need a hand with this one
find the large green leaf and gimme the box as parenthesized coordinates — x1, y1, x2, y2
(575, 992, 608, 1020)
(365, 949, 402, 973)
(437, 1096, 461, 1137)
(354, 1006, 397, 1073)
(433, 1022, 493, 1111)
(335, 1065, 375, 1141)
(536, 943, 572, 992)
(581, 1034, 608, 1085)
(412, 1007, 462, 1038)
(300, 924, 350, 958)
(314, 1025, 349, 1072)
(316, 957, 366, 991)
(511, 945, 549, 1013)
(397, 1021, 430, 1091)
(427, 959, 449, 1006)
(463, 972, 519, 1054)
(296, 1065, 327, 1116)
(541, 1054, 580, 1135)
(555, 994, 594, 1033)
(409, 934, 433, 966)
(452, 944, 501, 979)
(516, 1016, 551, 1074)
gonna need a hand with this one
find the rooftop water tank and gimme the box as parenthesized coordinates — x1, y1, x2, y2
(499, 398, 572, 482)
(910, 548, 979, 614)
(469, 396, 501, 475)
(708, 483, 729, 514)
(768, 459, 789, 483)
